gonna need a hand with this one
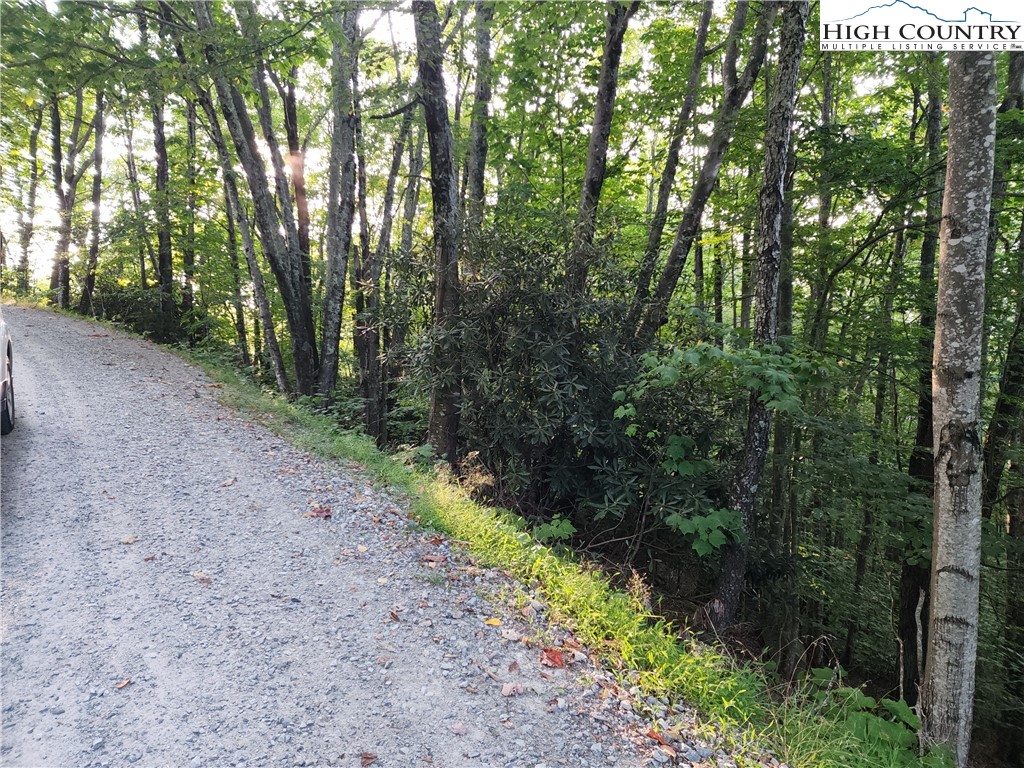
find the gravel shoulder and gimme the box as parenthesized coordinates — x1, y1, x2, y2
(0, 306, 659, 768)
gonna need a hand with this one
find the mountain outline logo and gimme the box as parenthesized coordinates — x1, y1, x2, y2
(826, 1, 1014, 24)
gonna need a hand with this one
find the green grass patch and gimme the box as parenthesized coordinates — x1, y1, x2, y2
(175, 345, 950, 768)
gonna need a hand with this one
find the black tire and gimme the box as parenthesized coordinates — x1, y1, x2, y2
(1, 357, 13, 436)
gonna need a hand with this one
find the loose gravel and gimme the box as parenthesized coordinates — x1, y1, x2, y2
(0, 306, 758, 768)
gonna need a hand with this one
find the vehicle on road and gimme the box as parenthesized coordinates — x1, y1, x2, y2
(1, 306, 14, 435)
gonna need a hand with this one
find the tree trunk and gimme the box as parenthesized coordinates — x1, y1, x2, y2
(224, 195, 251, 368)
(901, 54, 942, 708)
(16, 108, 43, 295)
(193, 76, 290, 395)
(919, 51, 997, 768)
(78, 91, 104, 316)
(565, 0, 639, 295)
(710, 0, 808, 632)
(123, 113, 153, 290)
(632, 2, 778, 346)
(151, 92, 174, 307)
(193, 0, 318, 395)
(317, 2, 359, 402)
(464, 0, 494, 256)
(182, 98, 198, 316)
(625, 0, 713, 333)
(414, 0, 462, 464)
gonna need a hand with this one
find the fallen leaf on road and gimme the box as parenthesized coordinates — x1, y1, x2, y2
(500, 682, 524, 697)
(508, 661, 520, 672)
(120, 536, 139, 545)
(360, 753, 378, 766)
(451, 721, 467, 736)
(304, 506, 332, 519)
(219, 477, 237, 487)
(647, 729, 672, 747)
(376, 577, 389, 585)
(484, 618, 501, 627)
(143, 555, 156, 562)
(520, 604, 536, 619)
(114, 679, 131, 690)
(421, 757, 433, 764)
(192, 571, 213, 586)
(88, 333, 109, 337)
(357, 545, 369, 552)
(428, 535, 444, 545)
(655, 745, 677, 760)
(540, 648, 565, 668)
(389, 611, 401, 622)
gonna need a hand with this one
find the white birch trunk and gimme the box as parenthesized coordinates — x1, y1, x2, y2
(920, 51, 997, 768)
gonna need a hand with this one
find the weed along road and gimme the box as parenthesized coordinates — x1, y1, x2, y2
(0, 306, 647, 768)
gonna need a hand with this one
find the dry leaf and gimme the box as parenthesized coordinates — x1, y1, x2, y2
(389, 611, 401, 622)
(540, 648, 566, 668)
(520, 604, 536, 619)
(304, 506, 332, 519)
(219, 477, 237, 488)
(484, 618, 501, 627)
(120, 535, 139, 545)
(500, 682, 524, 697)
(465, 685, 478, 694)
(360, 753, 378, 767)
(192, 571, 213, 586)
(421, 757, 433, 764)
(508, 661, 520, 673)
(647, 729, 672, 747)
(428, 535, 444, 545)
(114, 678, 132, 690)
(357, 545, 369, 552)
(143, 554, 156, 562)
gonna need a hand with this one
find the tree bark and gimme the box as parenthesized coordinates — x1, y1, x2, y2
(633, 2, 778, 346)
(224, 194, 251, 368)
(78, 91, 104, 316)
(710, 0, 808, 632)
(565, 0, 639, 295)
(182, 98, 198, 316)
(464, 0, 494, 256)
(414, 0, 462, 464)
(16, 108, 43, 295)
(919, 51, 997, 768)
(317, 2, 359, 402)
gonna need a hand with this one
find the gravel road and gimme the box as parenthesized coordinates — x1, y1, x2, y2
(0, 306, 661, 768)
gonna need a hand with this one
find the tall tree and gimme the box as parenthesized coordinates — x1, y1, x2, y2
(464, 0, 494, 253)
(317, 2, 359, 402)
(632, 2, 778, 345)
(919, 51, 997, 768)
(900, 53, 943, 707)
(78, 91, 104, 315)
(625, 0, 713, 335)
(710, 0, 809, 631)
(414, 0, 462, 463)
(193, 0, 319, 394)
